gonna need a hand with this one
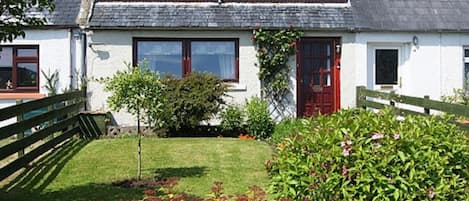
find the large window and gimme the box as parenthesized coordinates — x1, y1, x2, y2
(134, 38, 239, 81)
(0, 46, 39, 92)
(375, 49, 398, 85)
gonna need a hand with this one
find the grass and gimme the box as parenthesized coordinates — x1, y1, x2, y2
(0, 137, 273, 201)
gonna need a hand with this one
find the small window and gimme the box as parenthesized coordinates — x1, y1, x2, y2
(134, 38, 239, 81)
(0, 46, 39, 92)
(375, 49, 398, 85)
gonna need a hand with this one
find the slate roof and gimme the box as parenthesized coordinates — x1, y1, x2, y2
(352, 0, 469, 32)
(28, 0, 81, 26)
(88, 0, 469, 32)
(88, 3, 354, 30)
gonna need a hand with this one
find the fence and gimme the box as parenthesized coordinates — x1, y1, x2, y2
(356, 86, 469, 118)
(0, 91, 85, 181)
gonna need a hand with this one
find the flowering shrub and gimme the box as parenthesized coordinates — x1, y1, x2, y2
(268, 108, 469, 200)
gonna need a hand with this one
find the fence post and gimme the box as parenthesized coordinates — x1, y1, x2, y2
(16, 99, 24, 157)
(424, 95, 430, 115)
(356, 86, 366, 109)
(389, 91, 396, 107)
(48, 101, 54, 140)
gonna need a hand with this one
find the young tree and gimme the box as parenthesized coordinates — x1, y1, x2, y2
(1, 0, 55, 42)
(100, 63, 165, 180)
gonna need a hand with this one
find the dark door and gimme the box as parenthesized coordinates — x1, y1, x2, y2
(297, 38, 340, 117)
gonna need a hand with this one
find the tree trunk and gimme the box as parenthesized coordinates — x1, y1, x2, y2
(137, 109, 142, 180)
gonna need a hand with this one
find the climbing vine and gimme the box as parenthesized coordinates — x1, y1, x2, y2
(252, 27, 303, 100)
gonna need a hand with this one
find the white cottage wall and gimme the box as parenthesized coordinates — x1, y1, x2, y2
(86, 30, 260, 126)
(347, 32, 469, 107)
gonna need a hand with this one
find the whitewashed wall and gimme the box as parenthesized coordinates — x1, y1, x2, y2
(348, 32, 469, 108)
(0, 29, 83, 127)
(86, 30, 260, 126)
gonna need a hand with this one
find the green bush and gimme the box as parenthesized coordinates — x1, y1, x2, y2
(270, 118, 309, 145)
(245, 97, 274, 139)
(220, 104, 245, 135)
(161, 72, 228, 131)
(268, 108, 469, 200)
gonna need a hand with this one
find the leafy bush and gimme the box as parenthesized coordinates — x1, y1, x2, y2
(268, 108, 469, 200)
(220, 104, 245, 135)
(270, 118, 309, 145)
(245, 97, 274, 139)
(441, 88, 469, 106)
(161, 72, 228, 131)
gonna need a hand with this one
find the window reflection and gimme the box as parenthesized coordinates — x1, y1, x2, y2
(137, 41, 183, 77)
(191, 41, 235, 80)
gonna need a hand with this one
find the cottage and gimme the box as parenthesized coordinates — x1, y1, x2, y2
(0, 0, 86, 126)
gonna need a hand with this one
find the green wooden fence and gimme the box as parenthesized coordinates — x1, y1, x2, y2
(356, 86, 469, 118)
(0, 91, 85, 181)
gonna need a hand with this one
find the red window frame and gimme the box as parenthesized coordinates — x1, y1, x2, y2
(133, 38, 239, 82)
(0, 45, 40, 93)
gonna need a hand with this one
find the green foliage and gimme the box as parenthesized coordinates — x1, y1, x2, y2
(269, 108, 469, 200)
(0, 0, 55, 42)
(245, 97, 274, 139)
(220, 104, 245, 135)
(252, 27, 303, 99)
(41, 69, 59, 96)
(270, 118, 309, 145)
(160, 72, 228, 130)
(99, 63, 165, 128)
(441, 88, 469, 106)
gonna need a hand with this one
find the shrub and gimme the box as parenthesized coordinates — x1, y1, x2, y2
(161, 72, 228, 131)
(220, 104, 245, 135)
(245, 97, 274, 139)
(268, 108, 469, 200)
(270, 118, 310, 145)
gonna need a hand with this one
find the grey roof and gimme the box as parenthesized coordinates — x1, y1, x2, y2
(89, 3, 354, 30)
(88, 0, 469, 32)
(351, 0, 469, 32)
(28, 0, 81, 26)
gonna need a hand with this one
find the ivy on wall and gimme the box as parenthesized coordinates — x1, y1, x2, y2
(252, 27, 303, 101)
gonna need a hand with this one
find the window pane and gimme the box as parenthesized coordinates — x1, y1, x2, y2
(465, 63, 469, 87)
(191, 41, 235, 80)
(137, 41, 183, 77)
(375, 49, 398, 85)
(0, 47, 13, 89)
(17, 63, 38, 87)
(0, 47, 13, 67)
(17, 48, 38, 57)
(465, 49, 469, 58)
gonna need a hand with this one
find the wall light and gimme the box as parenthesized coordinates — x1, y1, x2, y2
(412, 35, 419, 46)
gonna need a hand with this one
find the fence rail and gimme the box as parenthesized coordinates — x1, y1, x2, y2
(356, 86, 469, 118)
(0, 91, 84, 181)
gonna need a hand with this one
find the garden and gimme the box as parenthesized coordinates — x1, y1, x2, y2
(1, 28, 468, 200)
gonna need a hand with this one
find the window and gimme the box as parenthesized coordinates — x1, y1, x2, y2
(0, 46, 39, 92)
(375, 49, 398, 85)
(134, 38, 239, 81)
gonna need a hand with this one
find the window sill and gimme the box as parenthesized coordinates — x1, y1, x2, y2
(226, 83, 247, 92)
(0, 93, 45, 100)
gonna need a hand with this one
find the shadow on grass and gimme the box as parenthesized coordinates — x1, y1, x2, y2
(0, 183, 143, 201)
(153, 166, 207, 179)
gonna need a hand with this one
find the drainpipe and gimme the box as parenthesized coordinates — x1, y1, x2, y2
(82, 30, 88, 110)
(69, 28, 75, 90)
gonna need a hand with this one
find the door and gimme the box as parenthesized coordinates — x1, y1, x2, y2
(297, 38, 341, 117)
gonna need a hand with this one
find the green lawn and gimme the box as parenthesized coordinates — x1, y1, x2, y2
(0, 137, 273, 201)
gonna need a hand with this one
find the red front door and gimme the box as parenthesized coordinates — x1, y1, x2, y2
(297, 38, 341, 117)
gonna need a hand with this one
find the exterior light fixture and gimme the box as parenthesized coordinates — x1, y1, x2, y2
(336, 44, 341, 54)
(412, 35, 419, 46)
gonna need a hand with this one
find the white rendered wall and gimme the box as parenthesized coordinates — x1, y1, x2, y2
(86, 30, 260, 126)
(0, 29, 83, 95)
(347, 32, 469, 108)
